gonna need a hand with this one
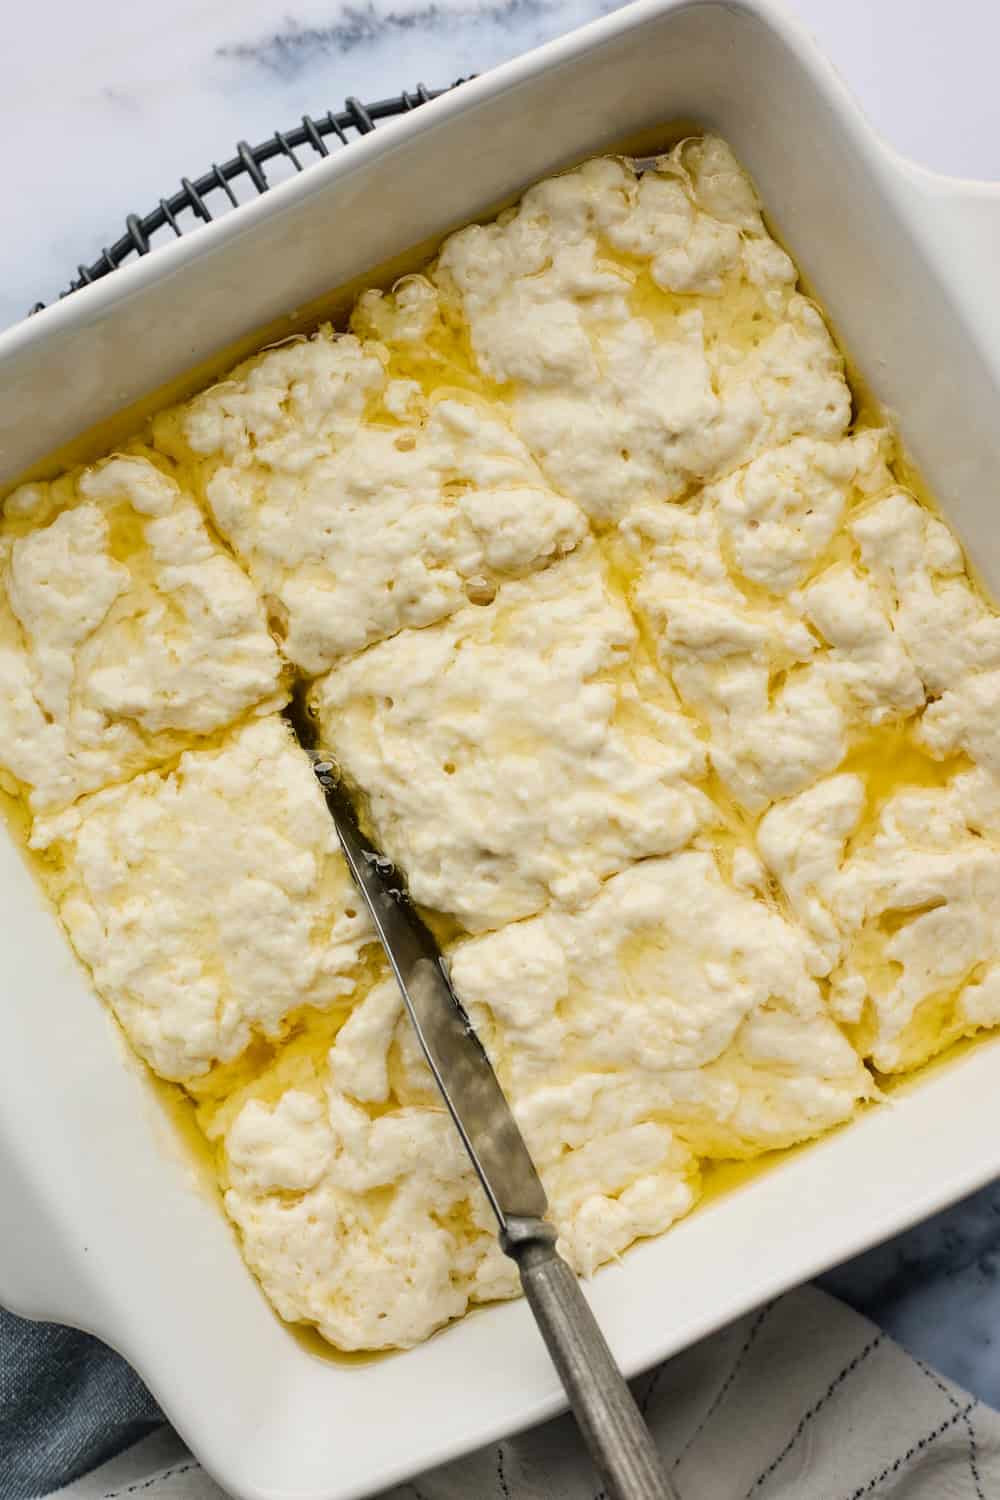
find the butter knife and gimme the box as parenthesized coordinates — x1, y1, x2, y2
(283, 695, 676, 1500)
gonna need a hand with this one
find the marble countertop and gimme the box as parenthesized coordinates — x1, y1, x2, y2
(4, 0, 1000, 327)
(2, 0, 1000, 1413)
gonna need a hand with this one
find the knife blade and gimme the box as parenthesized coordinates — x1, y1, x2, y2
(282, 690, 547, 1230)
(283, 689, 677, 1500)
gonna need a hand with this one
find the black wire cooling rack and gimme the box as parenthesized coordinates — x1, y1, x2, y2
(32, 81, 463, 314)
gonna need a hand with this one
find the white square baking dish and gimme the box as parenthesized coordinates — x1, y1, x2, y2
(2, 2, 1000, 1496)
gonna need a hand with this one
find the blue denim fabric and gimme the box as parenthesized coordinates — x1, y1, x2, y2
(0, 1309, 161, 1500)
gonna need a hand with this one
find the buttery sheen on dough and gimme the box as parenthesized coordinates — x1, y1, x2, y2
(0, 456, 284, 812)
(155, 335, 587, 673)
(10, 135, 1000, 1355)
(32, 717, 375, 1081)
(313, 544, 708, 930)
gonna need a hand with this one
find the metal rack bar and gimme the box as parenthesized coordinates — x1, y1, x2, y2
(31, 81, 463, 313)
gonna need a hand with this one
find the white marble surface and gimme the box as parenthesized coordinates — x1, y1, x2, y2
(2, 0, 1000, 1410)
(2, 0, 1000, 327)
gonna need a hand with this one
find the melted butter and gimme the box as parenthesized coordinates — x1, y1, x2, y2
(840, 722, 973, 854)
(841, 722, 971, 797)
(8, 127, 1000, 1362)
(103, 500, 152, 565)
(691, 1092, 895, 1212)
(288, 1321, 393, 1367)
(617, 929, 673, 996)
(150, 1065, 398, 1368)
(874, 1023, 1000, 1094)
(0, 777, 72, 905)
(628, 266, 779, 358)
(886, 988, 970, 1072)
(699, 768, 759, 846)
(148, 1071, 226, 1197)
(191, 952, 387, 1140)
(353, 286, 506, 411)
(829, 718, 981, 1073)
(421, 906, 469, 949)
(797, 526, 860, 588)
(188, 1005, 350, 1137)
(697, 1129, 840, 1210)
(600, 528, 663, 661)
(840, 939, 982, 1075)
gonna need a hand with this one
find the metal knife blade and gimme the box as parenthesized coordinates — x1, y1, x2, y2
(284, 693, 678, 1500)
(282, 693, 548, 1231)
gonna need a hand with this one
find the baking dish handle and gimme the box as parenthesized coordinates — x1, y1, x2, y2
(893, 166, 1000, 353)
(0, 1152, 107, 1330)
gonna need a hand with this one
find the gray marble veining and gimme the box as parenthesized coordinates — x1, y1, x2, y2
(3, 0, 1000, 329)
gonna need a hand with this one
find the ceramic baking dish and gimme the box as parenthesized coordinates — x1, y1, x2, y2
(2, 1, 1000, 1495)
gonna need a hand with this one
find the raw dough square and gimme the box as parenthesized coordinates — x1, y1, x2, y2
(314, 544, 708, 930)
(0, 455, 284, 812)
(32, 716, 374, 1081)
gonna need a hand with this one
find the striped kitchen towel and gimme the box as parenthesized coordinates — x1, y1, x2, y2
(4, 1284, 998, 1499)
